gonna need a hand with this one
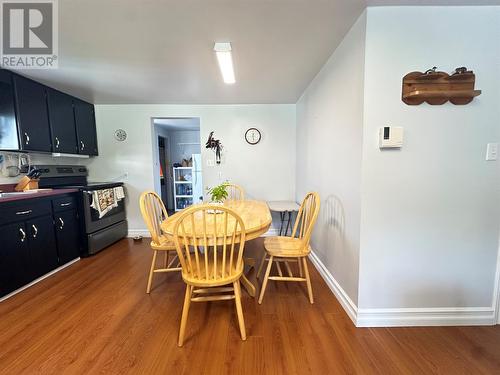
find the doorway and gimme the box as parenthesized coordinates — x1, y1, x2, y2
(152, 118, 202, 214)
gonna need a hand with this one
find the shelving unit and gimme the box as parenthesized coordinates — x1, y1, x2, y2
(402, 69, 481, 105)
(173, 167, 194, 211)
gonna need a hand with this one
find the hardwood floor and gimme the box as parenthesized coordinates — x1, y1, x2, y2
(0, 238, 499, 374)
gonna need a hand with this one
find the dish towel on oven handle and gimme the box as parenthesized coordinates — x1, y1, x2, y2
(90, 186, 125, 218)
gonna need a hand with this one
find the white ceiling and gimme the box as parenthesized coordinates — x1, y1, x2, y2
(18, 0, 500, 104)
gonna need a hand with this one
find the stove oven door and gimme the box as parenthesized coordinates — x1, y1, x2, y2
(82, 188, 126, 234)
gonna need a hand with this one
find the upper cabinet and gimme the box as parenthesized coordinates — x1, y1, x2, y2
(0, 69, 98, 156)
(0, 70, 18, 150)
(74, 99, 98, 156)
(13, 74, 52, 152)
(46, 88, 78, 154)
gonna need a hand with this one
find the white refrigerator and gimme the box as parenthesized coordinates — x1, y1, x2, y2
(192, 154, 203, 203)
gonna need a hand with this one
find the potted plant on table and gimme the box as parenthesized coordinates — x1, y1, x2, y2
(207, 182, 229, 204)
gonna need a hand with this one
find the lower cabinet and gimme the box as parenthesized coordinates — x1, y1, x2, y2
(54, 209, 81, 265)
(0, 194, 81, 299)
(0, 223, 31, 297)
(27, 215, 59, 280)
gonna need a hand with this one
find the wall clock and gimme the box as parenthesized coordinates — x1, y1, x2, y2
(245, 128, 261, 145)
(114, 129, 127, 141)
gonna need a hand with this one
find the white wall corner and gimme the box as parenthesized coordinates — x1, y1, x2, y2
(308, 251, 358, 325)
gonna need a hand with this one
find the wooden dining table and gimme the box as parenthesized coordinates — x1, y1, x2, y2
(161, 200, 272, 297)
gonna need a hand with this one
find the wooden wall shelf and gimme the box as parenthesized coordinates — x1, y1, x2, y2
(402, 69, 481, 105)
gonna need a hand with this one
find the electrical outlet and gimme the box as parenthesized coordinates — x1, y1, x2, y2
(486, 143, 498, 161)
(206, 159, 215, 167)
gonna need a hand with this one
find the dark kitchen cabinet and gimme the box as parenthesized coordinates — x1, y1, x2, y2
(13, 74, 52, 152)
(74, 99, 98, 156)
(0, 70, 19, 150)
(47, 88, 78, 154)
(27, 215, 59, 279)
(54, 209, 80, 264)
(0, 222, 31, 297)
(0, 194, 80, 299)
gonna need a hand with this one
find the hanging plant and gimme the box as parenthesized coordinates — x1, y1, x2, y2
(205, 131, 223, 164)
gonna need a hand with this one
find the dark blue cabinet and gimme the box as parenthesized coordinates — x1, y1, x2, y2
(0, 69, 98, 156)
(47, 88, 78, 154)
(74, 99, 98, 156)
(0, 70, 19, 150)
(0, 223, 30, 297)
(0, 194, 81, 299)
(13, 74, 52, 152)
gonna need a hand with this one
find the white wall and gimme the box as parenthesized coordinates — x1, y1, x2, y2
(296, 12, 366, 305)
(358, 6, 500, 309)
(88, 105, 296, 234)
(168, 130, 201, 165)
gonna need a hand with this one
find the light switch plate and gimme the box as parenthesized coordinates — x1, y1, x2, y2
(486, 143, 498, 161)
(206, 159, 215, 167)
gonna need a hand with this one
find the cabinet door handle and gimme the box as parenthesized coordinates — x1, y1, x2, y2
(24, 132, 30, 145)
(31, 224, 38, 238)
(80, 140, 85, 150)
(55, 136, 60, 149)
(19, 228, 26, 242)
(60, 202, 71, 207)
(16, 210, 32, 215)
(58, 217, 64, 230)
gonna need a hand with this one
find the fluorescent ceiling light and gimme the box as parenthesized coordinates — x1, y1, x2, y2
(214, 42, 235, 84)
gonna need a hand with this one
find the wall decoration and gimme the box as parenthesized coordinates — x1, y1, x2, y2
(402, 66, 481, 105)
(245, 127, 261, 145)
(205, 131, 223, 164)
(114, 129, 127, 141)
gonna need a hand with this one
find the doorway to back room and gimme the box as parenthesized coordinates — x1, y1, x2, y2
(152, 117, 202, 215)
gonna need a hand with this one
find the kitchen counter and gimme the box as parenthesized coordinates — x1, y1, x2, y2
(0, 187, 79, 203)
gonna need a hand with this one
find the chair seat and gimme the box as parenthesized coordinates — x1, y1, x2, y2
(264, 236, 311, 257)
(151, 235, 176, 251)
(182, 257, 244, 287)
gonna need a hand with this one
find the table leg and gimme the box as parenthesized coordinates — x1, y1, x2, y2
(240, 273, 256, 297)
(284, 211, 292, 236)
(279, 212, 285, 236)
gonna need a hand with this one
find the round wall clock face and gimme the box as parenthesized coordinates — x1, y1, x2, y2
(114, 129, 127, 141)
(245, 128, 261, 145)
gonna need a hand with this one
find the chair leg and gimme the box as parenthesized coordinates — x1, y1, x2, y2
(233, 281, 246, 340)
(298, 257, 303, 277)
(256, 254, 267, 279)
(258, 255, 273, 304)
(178, 284, 192, 347)
(302, 257, 314, 304)
(146, 250, 158, 294)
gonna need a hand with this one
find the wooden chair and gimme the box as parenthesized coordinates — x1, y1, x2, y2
(258, 192, 320, 304)
(139, 191, 181, 294)
(173, 204, 247, 346)
(225, 183, 245, 201)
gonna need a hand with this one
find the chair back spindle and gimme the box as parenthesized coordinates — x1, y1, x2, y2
(173, 205, 246, 282)
(291, 192, 321, 247)
(225, 184, 245, 201)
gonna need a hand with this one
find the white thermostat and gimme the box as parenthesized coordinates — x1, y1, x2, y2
(379, 126, 403, 148)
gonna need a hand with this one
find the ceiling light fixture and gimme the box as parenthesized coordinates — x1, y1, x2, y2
(213, 42, 235, 84)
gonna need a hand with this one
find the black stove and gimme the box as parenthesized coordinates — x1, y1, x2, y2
(35, 165, 128, 256)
